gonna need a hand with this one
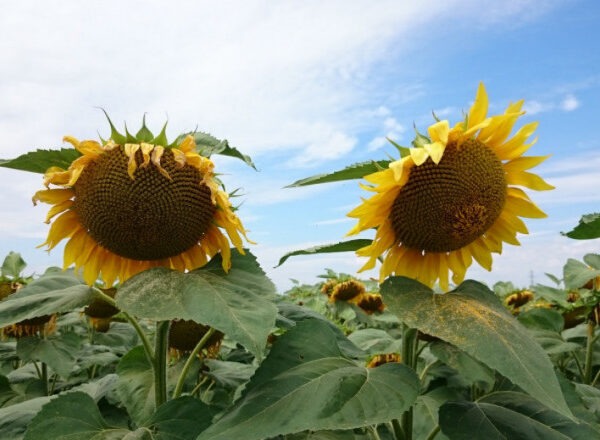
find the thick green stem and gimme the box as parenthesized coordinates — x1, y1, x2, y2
(400, 325, 418, 440)
(41, 362, 49, 395)
(154, 321, 170, 408)
(425, 425, 441, 440)
(172, 327, 217, 399)
(583, 321, 596, 384)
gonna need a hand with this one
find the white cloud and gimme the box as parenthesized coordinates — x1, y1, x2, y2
(286, 129, 358, 168)
(560, 94, 580, 111)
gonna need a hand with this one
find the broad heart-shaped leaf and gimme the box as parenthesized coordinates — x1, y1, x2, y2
(117, 251, 277, 360)
(285, 160, 391, 187)
(196, 318, 420, 440)
(380, 277, 572, 418)
(0, 148, 81, 174)
(0, 268, 94, 327)
(149, 397, 214, 440)
(198, 360, 418, 440)
(276, 239, 373, 267)
(1, 251, 26, 279)
(563, 257, 600, 290)
(563, 213, 600, 240)
(17, 332, 82, 378)
(439, 391, 599, 440)
(116, 346, 155, 427)
(347, 328, 402, 355)
(0, 374, 117, 439)
(24, 391, 147, 440)
(429, 342, 495, 387)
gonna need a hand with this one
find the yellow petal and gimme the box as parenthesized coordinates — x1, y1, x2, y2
(505, 170, 555, 191)
(503, 155, 550, 172)
(468, 83, 489, 130)
(44, 200, 73, 223)
(469, 238, 493, 271)
(151, 146, 172, 180)
(139, 143, 154, 168)
(428, 120, 449, 144)
(124, 144, 140, 179)
(178, 135, 196, 153)
(33, 188, 73, 205)
(424, 141, 445, 165)
(504, 194, 547, 218)
(410, 148, 429, 166)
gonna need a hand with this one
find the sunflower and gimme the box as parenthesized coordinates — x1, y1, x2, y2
(33, 119, 250, 286)
(348, 83, 553, 291)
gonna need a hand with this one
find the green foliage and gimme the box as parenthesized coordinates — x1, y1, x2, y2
(0, 149, 82, 174)
(564, 213, 600, 240)
(276, 240, 373, 267)
(285, 160, 391, 187)
(380, 277, 572, 417)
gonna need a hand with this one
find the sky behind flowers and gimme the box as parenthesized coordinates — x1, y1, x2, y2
(1, 0, 599, 291)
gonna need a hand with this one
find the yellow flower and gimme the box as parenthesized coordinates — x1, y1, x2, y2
(329, 279, 366, 302)
(33, 121, 251, 286)
(348, 83, 553, 291)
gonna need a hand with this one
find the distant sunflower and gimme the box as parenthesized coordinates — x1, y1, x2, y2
(33, 119, 250, 286)
(348, 83, 553, 290)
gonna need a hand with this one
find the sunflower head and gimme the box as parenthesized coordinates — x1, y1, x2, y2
(348, 83, 554, 290)
(3, 315, 57, 339)
(366, 353, 401, 368)
(168, 319, 224, 359)
(355, 292, 386, 314)
(329, 279, 366, 303)
(33, 116, 251, 286)
(504, 289, 535, 308)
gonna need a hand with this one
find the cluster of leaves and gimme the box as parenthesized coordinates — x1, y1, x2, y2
(1, 248, 599, 439)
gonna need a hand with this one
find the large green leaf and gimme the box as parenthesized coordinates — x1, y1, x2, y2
(285, 160, 391, 187)
(24, 392, 147, 440)
(1, 252, 26, 279)
(198, 360, 418, 440)
(0, 269, 93, 327)
(149, 397, 214, 440)
(17, 333, 82, 378)
(429, 342, 495, 387)
(347, 328, 402, 355)
(0, 149, 81, 174)
(563, 257, 600, 290)
(171, 131, 255, 169)
(439, 391, 599, 440)
(196, 319, 419, 440)
(116, 346, 155, 427)
(0, 374, 117, 439)
(380, 277, 572, 418)
(116, 251, 277, 360)
(563, 213, 600, 240)
(276, 239, 372, 267)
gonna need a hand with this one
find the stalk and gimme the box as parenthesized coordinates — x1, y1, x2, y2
(172, 327, 217, 399)
(399, 325, 418, 440)
(583, 321, 596, 384)
(153, 320, 170, 408)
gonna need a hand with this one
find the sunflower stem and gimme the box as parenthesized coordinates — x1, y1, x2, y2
(583, 321, 596, 384)
(400, 324, 418, 440)
(172, 327, 217, 399)
(425, 425, 441, 440)
(153, 320, 170, 408)
(41, 362, 49, 395)
(92, 287, 155, 364)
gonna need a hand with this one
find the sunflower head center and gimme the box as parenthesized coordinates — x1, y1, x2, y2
(389, 138, 506, 252)
(72, 146, 216, 260)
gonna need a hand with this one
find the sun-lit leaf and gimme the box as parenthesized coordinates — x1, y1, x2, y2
(533, 284, 570, 308)
(381, 277, 572, 417)
(276, 239, 373, 267)
(0, 269, 93, 327)
(563, 213, 600, 240)
(171, 131, 255, 169)
(1, 252, 26, 280)
(0, 149, 81, 174)
(439, 391, 598, 440)
(24, 391, 143, 440)
(17, 333, 82, 379)
(564, 258, 600, 290)
(116, 346, 155, 427)
(285, 160, 391, 187)
(149, 397, 213, 440)
(117, 251, 277, 360)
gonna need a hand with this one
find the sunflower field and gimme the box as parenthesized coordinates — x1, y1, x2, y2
(0, 85, 599, 439)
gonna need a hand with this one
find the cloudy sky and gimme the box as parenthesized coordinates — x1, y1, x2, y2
(1, 0, 599, 292)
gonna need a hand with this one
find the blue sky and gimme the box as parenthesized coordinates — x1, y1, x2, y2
(1, 0, 599, 292)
